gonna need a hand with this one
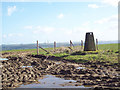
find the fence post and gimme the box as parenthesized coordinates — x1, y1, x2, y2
(37, 40, 39, 55)
(81, 40, 83, 50)
(70, 40, 72, 47)
(118, 54, 120, 68)
(54, 41, 56, 51)
(70, 40, 74, 47)
(96, 39, 98, 50)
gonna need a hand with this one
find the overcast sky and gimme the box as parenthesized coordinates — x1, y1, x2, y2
(2, 0, 118, 44)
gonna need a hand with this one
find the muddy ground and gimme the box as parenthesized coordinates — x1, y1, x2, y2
(1, 51, 120, 89)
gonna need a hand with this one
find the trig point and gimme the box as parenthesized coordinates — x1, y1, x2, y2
(84, 32, 96, 51)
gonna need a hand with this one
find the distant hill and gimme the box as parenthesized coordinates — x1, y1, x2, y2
(1, 40, 118, 51)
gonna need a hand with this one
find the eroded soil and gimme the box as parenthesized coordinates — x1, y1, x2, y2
(1, 51, 120, 89)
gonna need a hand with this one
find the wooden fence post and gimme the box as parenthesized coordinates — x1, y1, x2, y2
(70, 40, 72, 47)
(118, 54, 120, 68)
(37, 40, 39, 55)
(96, 39, 98, 50)
(81, 40, 83, 50)
(54, 41, 56, 51)
(70, 40, 74, 47)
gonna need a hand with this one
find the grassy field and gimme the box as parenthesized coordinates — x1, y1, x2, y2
(98, 43, 118, 50)
(37, 43, 119, 64)
(1, 43, 119, 64)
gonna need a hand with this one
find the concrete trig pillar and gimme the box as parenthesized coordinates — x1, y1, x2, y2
(84, 32, 96, 51)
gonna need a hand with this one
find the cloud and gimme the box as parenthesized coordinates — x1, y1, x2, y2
(57, 13, 64, 19)
(101, 0, 119, 7)
(17, 33, 23, 37)
(66, 27, 96, 35)
(8, 33, 13, 37)
(20, 8, 24, 12)
(8, 6, 16, 16)
(24, 25, 33, 29)
(82, 21, 90, 26)
(88, 4, 99, 8)
(65, 27, 93, 37)
(88, 0, 119, 9)
(94, 15, 117, 24)
(33, 26, 55, 34)
(3, 33, 23, 38)
(47, 1, 52, 5)
(3, 35, 7, 38)
(65, 26, 100, 42)
(24, 25, 55, 34)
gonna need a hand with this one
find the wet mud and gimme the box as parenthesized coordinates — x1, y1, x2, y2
(1, 51, 120, 89)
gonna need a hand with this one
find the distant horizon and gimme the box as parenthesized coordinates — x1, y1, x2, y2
(1, 40, 118, 45)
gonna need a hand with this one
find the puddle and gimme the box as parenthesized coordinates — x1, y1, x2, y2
(116, 74, 120, 77)
(76, 67, 85, 69)
(67, 63, 79, 67)
(0, 65, 2, 68)
(0, 58, 8, 61)
(55, 62, 61, 65)
(22, 66, 32, 68)
(18, 75, 88, 88)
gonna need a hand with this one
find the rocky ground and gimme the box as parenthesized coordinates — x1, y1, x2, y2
(1, 51, 120, 89)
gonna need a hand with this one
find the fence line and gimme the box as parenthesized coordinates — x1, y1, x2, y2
(37, 38, 98, 54)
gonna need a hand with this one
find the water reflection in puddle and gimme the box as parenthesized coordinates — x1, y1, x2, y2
(0, 58, 8, 61)
(19, 75, 86, 88)
(22, 66, 32, 68)
(55, 62, 61, 65)
(76, 67, 85, 69)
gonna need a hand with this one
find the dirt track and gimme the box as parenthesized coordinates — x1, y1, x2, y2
(1, 51, 120, 89)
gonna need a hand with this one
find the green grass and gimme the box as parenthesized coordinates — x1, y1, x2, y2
(52, 53, 69, 57)
(2, 43, 119, 64)
(98, 43, 119, 51)
(64, 52, 118, 64)
(1, 47, 54, 53)
(53, 43, 119, 64)
(1, 49, 36, 53)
